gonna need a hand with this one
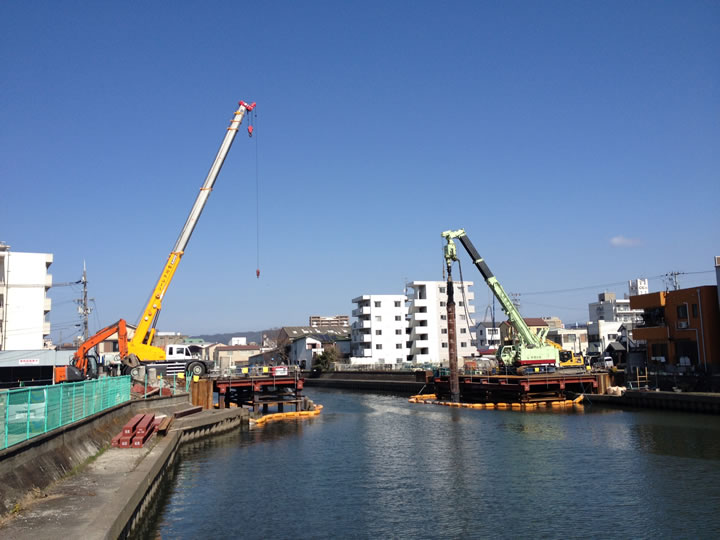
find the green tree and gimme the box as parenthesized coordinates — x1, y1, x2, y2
(313, 346, 340, 371)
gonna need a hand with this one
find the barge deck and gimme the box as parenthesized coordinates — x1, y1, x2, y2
(433, 371, 603, 403)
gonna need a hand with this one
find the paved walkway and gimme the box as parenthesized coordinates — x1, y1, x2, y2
(0, 435, 171, 540)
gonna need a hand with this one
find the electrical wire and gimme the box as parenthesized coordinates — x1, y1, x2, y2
(518, 270, 714, 296)
(254, 108, 261, 279)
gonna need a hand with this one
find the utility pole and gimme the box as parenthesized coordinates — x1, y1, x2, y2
(74, 261, 93, 341)
(664, 271, 681, 291)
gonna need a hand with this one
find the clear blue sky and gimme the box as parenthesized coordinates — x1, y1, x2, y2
(2, 1, 718, 341)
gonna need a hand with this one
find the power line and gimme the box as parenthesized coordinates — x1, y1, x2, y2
(518, 270, 713, 296)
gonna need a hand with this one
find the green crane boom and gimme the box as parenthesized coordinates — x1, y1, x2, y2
(442, 228, 559, 371)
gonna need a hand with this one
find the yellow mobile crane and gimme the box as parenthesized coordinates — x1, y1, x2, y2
(76, 100, 256, 379)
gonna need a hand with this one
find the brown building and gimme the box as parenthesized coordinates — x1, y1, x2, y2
(630, 286, 720, 373)
(214, 344, 262, 368)
(499, 318, 548, 344)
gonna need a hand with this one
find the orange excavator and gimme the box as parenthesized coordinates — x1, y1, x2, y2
(54, 320, 128, 383)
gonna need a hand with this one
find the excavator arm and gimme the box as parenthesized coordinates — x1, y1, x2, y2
(56, 319, 128, 383)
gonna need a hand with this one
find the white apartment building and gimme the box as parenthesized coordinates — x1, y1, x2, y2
(547, 327, 589, 355)
(0, 243, 53, 350)
(586, 320, 624, 354)
(406, 281, 477, 366)
(475, 322, 501, 349)
(589, 291, 644, 324)
(350, 295, 408, 366)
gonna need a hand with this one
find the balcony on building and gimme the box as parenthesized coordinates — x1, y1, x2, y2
(352, 319, 372, 329)
(414, 336, 429, 348)
(633, 326, 670, 341)
(44, 297, 52, 313)
(352, 306, 371, 317)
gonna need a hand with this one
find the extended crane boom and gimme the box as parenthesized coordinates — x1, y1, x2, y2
(125, 101, 256, 368)
(442, 228, 559, 372)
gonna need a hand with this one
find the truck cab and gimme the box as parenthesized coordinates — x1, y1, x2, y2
(165, 344, 210, 376)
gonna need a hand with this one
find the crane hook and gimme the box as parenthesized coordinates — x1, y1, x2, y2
(248, 125, 254, 137)
(256, 268, 260, 279)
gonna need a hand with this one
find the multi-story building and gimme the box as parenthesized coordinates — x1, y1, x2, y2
(350, 295, 408, 366)
(475, 321, 501, 349)
(589, 290, 644, 324)
(406, 281, 477, 366)
(547, 327, 589, 355)
(630, 280, 720, 373)
(541, 316, 564, 330)
(499, 317, 548, 345)
(0, 243, 53, 350)
(309, 315, 349, 328)
(586, 320, 624, 354)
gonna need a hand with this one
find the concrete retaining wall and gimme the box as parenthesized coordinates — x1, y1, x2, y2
(112, 408, 248, 539)
(586, 390, 720, 414)
(0, 393, 189, 516)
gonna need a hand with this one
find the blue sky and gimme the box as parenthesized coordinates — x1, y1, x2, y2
(2, 1, 718, 340)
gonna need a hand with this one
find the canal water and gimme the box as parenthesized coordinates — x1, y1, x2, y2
(142, 389, 720, 539)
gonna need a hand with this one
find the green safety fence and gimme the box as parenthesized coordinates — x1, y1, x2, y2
(0, 376, 131, 450)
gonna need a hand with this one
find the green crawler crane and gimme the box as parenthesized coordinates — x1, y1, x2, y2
(442, 229, 560, 374)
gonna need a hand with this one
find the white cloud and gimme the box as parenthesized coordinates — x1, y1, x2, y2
(610, 235, 641, 248)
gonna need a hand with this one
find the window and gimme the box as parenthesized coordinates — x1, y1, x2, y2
(460, 315, 466, 320)
(441, 342, 448, 348)
(439, 287, 446, 293)
(395, 315, 401, 321)
(375, 316, 382, 322)
(460, 328, 467, 334)
(395, 329, 402, 335)
(692, 304, 698, 318)
(459, 301, 464, 307)
(677, 304, 688, 319)
(394, 301, 401, 308)
(440, 301, 446, 307)
(375, 329, 382, 335)
(396, 344, 402, 349)
(460, 342, 467, 347)
(375, 344, 382, 350)
(441, 315, 447, 320)
(374, 301, 381, 308)
(441, 328, 448, 334)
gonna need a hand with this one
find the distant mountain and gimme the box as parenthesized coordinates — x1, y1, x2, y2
(191, 328, 280, 346)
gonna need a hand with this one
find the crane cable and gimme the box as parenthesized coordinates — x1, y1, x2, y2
(252, 108, 261, 279)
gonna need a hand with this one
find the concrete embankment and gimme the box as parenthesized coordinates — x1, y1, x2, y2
(303, 370, 431, 394)
(585, 390, 720, 414)
(0, 395, 248, 539)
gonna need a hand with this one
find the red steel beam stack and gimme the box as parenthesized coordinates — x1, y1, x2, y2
(111, 413, 161, 449)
